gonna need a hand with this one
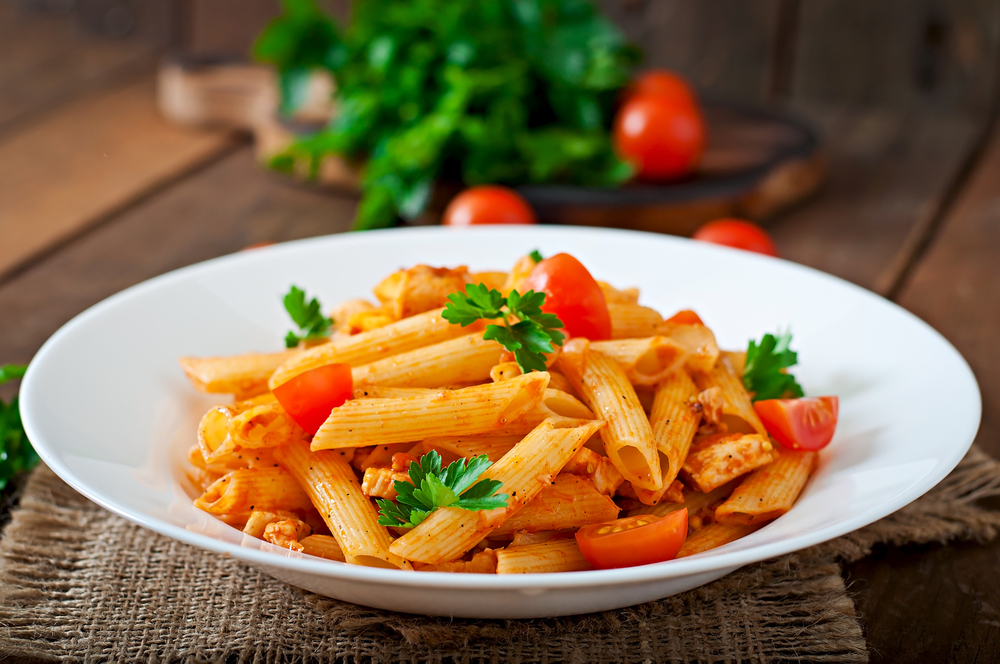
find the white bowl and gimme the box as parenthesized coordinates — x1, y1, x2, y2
(20, 226, 980, 618)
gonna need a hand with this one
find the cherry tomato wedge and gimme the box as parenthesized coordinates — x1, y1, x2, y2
(628, 69, 698, 108)
(664, 309, 704, 326)
(576, 510, 689, 569)
(693, 218, 779, 257)
(613, 94, 705, 181)
(522, 253, 612, 341)
(754, 396, 839, 451)
(272, 363, 353, 435)
(442, 186, 537, 226)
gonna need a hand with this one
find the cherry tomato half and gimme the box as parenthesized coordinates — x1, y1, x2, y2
(692, 218, 779, 257)
(272, 363, 353, 435)
(664, 309, 704, 326)
(442, 186, 537, 226)
(576, 510, 689, 569)
(522, 253, 612, 341)
(754, 396, 839, 451)
(628, 69, 698, 108)
(613, 94, 705, 181)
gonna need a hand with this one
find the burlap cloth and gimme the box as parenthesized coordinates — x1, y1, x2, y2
(1, 448, 999, 663)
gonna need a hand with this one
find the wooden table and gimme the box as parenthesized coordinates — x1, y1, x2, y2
(3, 8, 1000, 663)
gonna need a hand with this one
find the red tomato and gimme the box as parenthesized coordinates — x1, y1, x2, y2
(442, 186, 537, 226)
(272, 363, 353, 435)
(522, 253, 612, 341)
(664, 310, 704, 326)
(576, 510, 689, 569)
(613, 94, 705, 181)
(628, 70, 697, 108)
(754, 397, 839, 451)
(692, 219, 779, 257)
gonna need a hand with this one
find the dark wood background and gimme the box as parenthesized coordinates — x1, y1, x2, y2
(3, 1, 1000, 661)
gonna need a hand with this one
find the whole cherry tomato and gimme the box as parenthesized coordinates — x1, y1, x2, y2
(754, 396, 839, 451)
(613, 94, 706, 181)
(628, 70, 698, 108)
(576, 510, 689, 569)
(272, 363, 353, 435)
(693, 218, 779, 257)
(522, 253, 612, 341)
(442, 186, 537, 226)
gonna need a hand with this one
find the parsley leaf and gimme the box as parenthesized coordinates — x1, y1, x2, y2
(743, 331, 805, 401)
(443, 284, 565, 373)
(0, 364, 38, 491)
(529, 250, 544, 263)
(283, 285, 333, 348)
(376, 451, 508, 528)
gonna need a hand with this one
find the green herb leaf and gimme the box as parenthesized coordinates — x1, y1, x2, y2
(529, 250, 544, 263)
(743, 331, 805, 401)
(444, 284, 565, 373)
(377, 451, 508, 528)
(283, 285, 333, 348)
(0, 364, 37, 491)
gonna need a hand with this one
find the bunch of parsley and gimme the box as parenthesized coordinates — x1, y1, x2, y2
(0, 365, 38, 490)
(254, 0, 639, 230)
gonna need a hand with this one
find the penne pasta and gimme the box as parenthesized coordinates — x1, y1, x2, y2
(194, 467, 314, 515)
(180, 350, 300, 398)
(313, 372, 549, 450)
(493, 474, 619, 536)
(657, 322, 720, 373)
(496, 539, 592, 574)
(677, 522, 765, 558)
(300, 534, 347, 562)
(715, 448, 817, 525)
(608, 302, 662, 339)
(389, 418, 604, 564)
(598, 282, 640, 304)
(590, 337, 686, 386)
(274, 440, 412, 570)
(693, 354, 767, 435)
(414, 549, 499, 574)
(423, 434, 522, 463)
(351, 333, 502, 388)
(634, 369, 700, 505)
(269, 307, 472, 389)
(557, 339, 662, 491)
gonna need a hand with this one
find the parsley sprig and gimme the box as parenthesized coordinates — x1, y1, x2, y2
(743, 331, 805, 401)
(0, 364, 38, 490)
(283, 285, 333, 348)
(443, 284, 565, 373)
(376, 451, 508, 528)
(528, 249, 543, 263)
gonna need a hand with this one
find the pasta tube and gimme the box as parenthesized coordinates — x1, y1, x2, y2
(557, 339, 661, 491)
(351, 333, 502, 388)
(589, 337, 686, 386)
(634, 369, 700, 505)
(493, 474, 619, 536)
(608, 303, 662, 339)
(715, 448, 817, 525)
(194, 467, 314, 515)
(677, 522, 764, 557)
(274, 440, 411, 570)
(180, 350, 299, 398)
(312, 372, 549, 450)
(496, 539, 592, 574)
(658, 322, 720, 374)
(389, 418, 604, 564)
(693, 354, 767, 435)
(269, 307, 471, 389)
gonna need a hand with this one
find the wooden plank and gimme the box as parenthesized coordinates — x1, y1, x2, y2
(768, 106, 980, 294)
(598, 0, 778, 103)
(0, 3, 158, 135)
(896, 119, 1000, 460)
(0, 76, 238, 282)
(838, 108, 1000, 664)
(791, 0, 1000, 115)
(0, 148, 352, 365)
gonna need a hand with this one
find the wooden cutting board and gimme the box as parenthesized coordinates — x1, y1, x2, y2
(158, 55, 823, 235)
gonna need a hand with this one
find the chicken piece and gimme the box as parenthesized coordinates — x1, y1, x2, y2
(263, 517, 312, 552)
(413, 549, 498, 573)
(695, 386, 726, 434)
(361, 466, 412, 500)
(562, 447, 625, 495)
(374, 264, 469, 319)
(682, 433, 775, 493)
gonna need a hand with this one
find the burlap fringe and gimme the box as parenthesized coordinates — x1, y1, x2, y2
(0, 446, 998, 663)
